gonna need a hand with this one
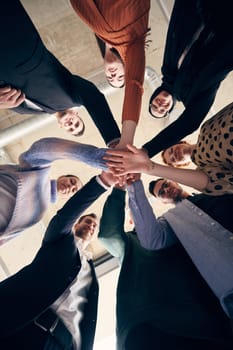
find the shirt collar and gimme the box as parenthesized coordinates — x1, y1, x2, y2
(76, 238, 93, 261)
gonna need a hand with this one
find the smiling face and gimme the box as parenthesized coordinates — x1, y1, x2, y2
(73, 215, 98, 241)
(162, 142, 193, 167)
(104, 48, 125, 88)
(57, 175, 82, 199)
(150, 90, 173, 118)
(56, 109, 85, 136)
(153, 179, 186, 204)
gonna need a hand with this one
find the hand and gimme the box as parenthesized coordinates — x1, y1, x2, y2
(0, 86, 25, 109)
(99, 171, 119, 187)
(126, 173, 141, 185)
(104, 144, 152, 175)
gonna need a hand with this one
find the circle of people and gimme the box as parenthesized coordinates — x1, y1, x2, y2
(1, 1, 233, 350)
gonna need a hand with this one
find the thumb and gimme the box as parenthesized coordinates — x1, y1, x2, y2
(126, 144, 138, 154)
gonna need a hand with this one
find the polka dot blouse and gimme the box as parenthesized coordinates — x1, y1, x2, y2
(192, 102, 233, 195)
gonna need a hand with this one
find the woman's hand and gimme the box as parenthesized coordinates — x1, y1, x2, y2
(104, 144, 152, 174)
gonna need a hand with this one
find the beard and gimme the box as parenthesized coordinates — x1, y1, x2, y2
(74, 227, 91, 241)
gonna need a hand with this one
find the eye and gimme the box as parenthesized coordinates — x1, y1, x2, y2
(106, 76, 114, 81)
(118, 75, 124, 81)
(158, 188, 165, 196)
(71, 178, 76, 185)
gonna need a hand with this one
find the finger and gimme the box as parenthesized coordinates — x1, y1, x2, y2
(5, 88, 20, 99)
(0, 86, 11, 93)
(126, 144, 138, 153)
(105, 149, 126, 156)
(116, 174, 127, 187)
(105, 160, 125, 168)
(14, 92, 25, 106)
(103, 156, 124, 164)
(107, 166, 127, 175)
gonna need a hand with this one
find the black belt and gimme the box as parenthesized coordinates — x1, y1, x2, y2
(34, 309, 74, 350)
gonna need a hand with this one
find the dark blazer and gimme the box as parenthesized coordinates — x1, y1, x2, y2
(143, 0, 233, 157)
(0, 176, 106, 350)
(0, 0, 120, 145)
(99, 188, 233, 350)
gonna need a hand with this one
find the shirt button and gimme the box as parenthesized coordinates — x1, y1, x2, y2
(211, 222, 215, 226)
(198, 212, 203, 216)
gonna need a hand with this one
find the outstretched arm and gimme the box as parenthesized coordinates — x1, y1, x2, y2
(127, 180, 177, 250)
(0, 175, 109, 337)
(19, 137, 108, 170)
(143, 88, 216, 157)
(98, 187, 127, 263)
(104, 144, 209, 192)
(117, 39, 146, 148)
(43, 175, 108, 243)
(72, 76, 121, 145)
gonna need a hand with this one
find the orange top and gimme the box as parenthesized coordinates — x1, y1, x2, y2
(70, 0, 150, 124)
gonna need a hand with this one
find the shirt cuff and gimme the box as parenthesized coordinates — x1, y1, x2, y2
(95, 175, 111, 190)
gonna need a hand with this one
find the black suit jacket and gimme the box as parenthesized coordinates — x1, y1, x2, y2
(99, 189, 233, 350)
(0, 0, 120, 145)
(0, 176, 106, 350)
(143, 0, 233, 157)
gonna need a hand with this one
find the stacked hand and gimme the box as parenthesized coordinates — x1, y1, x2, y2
(0, 86, 25, 109)
(104, 144, 152, 175)
(100, 170, 140, 188)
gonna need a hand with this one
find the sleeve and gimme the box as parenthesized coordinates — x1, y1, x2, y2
(161, 0, 203, 90)
(127, 180, 178, 250)
(43, 176, 106, 243)
(71, 75, 121, 145)
(98, 188, 126, 262)
(18, 137, 108, 170)
(143, 87, 216, 157)
(0, 176, 107, 337)
(119, 39, 145, 124)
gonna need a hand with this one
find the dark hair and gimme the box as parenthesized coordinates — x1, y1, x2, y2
(108, 80, 125, 89)
(148, 178, 164, 196)
(77, 213, 97, 224)
(63, 174, 78, 178)
(149, 85, 175, 118)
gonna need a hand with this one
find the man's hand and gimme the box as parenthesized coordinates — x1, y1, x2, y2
(104, 144, 152, 175)
(125, 173, 141, 185)
(99, 171, 119, 187)
(0, 86, 25, 109)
